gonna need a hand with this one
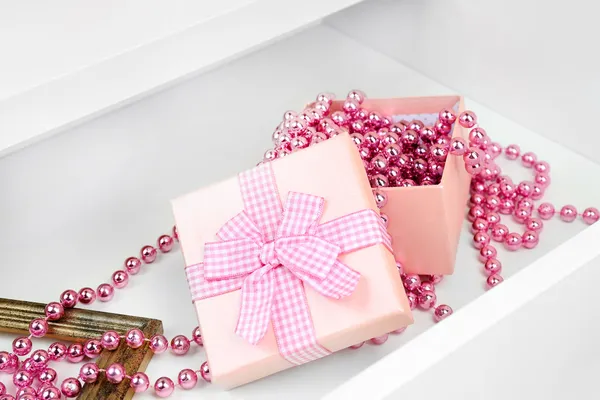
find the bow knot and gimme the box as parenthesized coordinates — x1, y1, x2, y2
(259, 240, 278, 266)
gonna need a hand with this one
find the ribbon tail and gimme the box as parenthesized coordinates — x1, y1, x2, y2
(235, 265, 275, 345)
(270, 267, 331, 365)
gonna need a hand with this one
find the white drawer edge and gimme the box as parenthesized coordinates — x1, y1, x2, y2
(324, 221, 600, 400)
(0, 0, 364, 159)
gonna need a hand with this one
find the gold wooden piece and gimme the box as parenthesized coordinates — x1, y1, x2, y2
(0, 298, 163, 399)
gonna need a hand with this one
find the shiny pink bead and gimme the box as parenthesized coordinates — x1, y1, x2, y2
(535, 173, 551, 187)
(371, 173, 389, 188)
(449, 137, 467, 155)
(371, 154, 388, 171)
(479, 245, 497, 262)
(39, 368, 57, 384)
(430, 144, 448, 161)
(516, 181, 533, 197)
(178, 369, 198, 390)
(343, 98, 360, 114)
(491, 224, 509, 242)
(522, 230, 539, 249)
(418, 290, 437, 310)
(504, 144, 520, 160)
(407, 292, 417, 309)
(12, 337, 32, 356)
(504, 232, 522, 251)
(391, 326, 407, 334)
(111, 270, 129, 289)
(106, 363, 126, 384)
(439, 109, 456, 124)
(346, 90, 365, 104)
(373, 190, 388, 209)
(518, 198, 534, 210)
(560, 205, 577, 222)
(521, 152, 537, 167)
(170, 335, 191, 355)
(523, 218, 542, 233)
(150, 335, 169, 354)
(16, 390, 36, 400)
(141, 245, 157, 263)
(537, 203, 555, 219)
(458, 111, 477, 128)
(488, 142, 502, 158)
(433, 305, 453, 322)
(192, 327, 203, 346)
(13, 370, 34, 388)
(582, 207, 600, 224)
(0, 351, 10, 371)
(78, 287, 96, 305)
(466, 162, 483, 175)
(473, 231, 490, 249)
(39, 386, 61, 400)
(349, 342, 365, 349)
(130, 372, 150, 393)
(154, 377, 175, 397)
(263, 149, 277, 162)
(157, 235, 174, 253)
(530, 184, 544, 200)
(31, 349, 49, 366)
(420, 281, 435, 293)
(470, 193, 485, 206)
(101, 330, 121, 351)
(487, 274, 504, 288)
(126, 329, 145, 349)
(67, 343, 84, 363)
(79, 363, 100, 383)
(125, 256, 142, 275)
(0, 382, 5, 395)
(486, 212, 500, 226)
(435, 121, 452, 135)
(48, 343, 67, 361)
(471, 217, 489, 232)
(403, 274, 421, 291)
(484, 259, 502, 275)
(83, 339, 103, 359)
(97, 283, 114, 302)
(463, 148, 482, 165)
(468, 127, 487, 146)
(468, 205, 485, 222)
(45, 302, 65, 321)
(61, 378, 81, 398)
(370, 334, 389, 345)
(29, 318, 48, 337)
(534, 161, 550, 174)
(420, 126, 436, 141)
(514, 207, 531, 224)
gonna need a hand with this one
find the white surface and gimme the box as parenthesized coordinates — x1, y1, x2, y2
(326, 0, 600, 163)
(0, 0, 364, 158)
(1, 25, 599, 399)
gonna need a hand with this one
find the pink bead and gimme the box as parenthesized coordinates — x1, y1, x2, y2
(343, 98, 360, 114)
(521, 151, 537, 167)
(150, 334, 169, 354)
(431, 274, 444, 284)
(373, 190, 388, 209)
(463, 148, 482, 166)
(67, 343, 84, 363)
(430, 144, 448, 161)
(487, 274, 504, 288)
(154, 377, 175, 397)
(525, 217, 544, 232)
(391, 326, 407, 334)
(157, 235, 174, 253)
(370, 334, 389, 345)
(522, 230, 539, 249)
(101, 331, 121, 351)
(479, 245, 497, 262)
(16, 387, 36, 398)
(468, 127, 487, 146)
(466, 162, 483, 175)
(29, 318, 48, 338)
(349, 341, 365, 349)
(106, 363, 126, 384)
(530, 184, 544, 200)
(170, 335, 191, 356)
(449, 137, 467, 155)
(471, 217, 489, 232)
(263, 149, 277, 162)
(13, 370, 33, 388)
(518, 198, 534, 210)
(61, 378, 81, 398)
(403, 274, 421, 291)
(504, 232, 522, 251)
(141, 245, 157, 263)
(126, 329, 145, 349)
(407, 292, 417, 309)
(513, 207, 532, 224)
(39, 386, 61, 400)
(12, 337, 32, 356)
(371, 174, 389, 188)
(484, 259, 502, 275)
(491, 224, 509, 242)
(45, 302, 65, 321)
(130, 372, 150, 393)
(111, 270, 129, 289)
(535, 173, 551, 187)
(418, 290, 437, 310)
(582, 207, 600, 224)
(420, 281, 435, 293)
(83, 339, 103, 359)
(534, 161, 550, 174)
(0, 351, 10, 372)
(0, 382, 5, 396)
(401, 130, 418, 146)
(473, 232, 491, 249)
(504, 144, 520, 160)
(31, 349, 49, 366)
(178, 369, 198, 390)
(560, 205, 577, 222)
(371, 154, 388, 171)
(487, 212, 500, 226)
(200, 362, 211, 382)
(60, 289, 78, 309)
(435, 121, 452, 135)
(346, 90, 365, 104)
(516, 181, 533, 197)
(420, 126, 436, 141)
(79, 363, 100, 383)
(48, 343, 67, 361)
(97, 283, 114, 302)
(488, 142, 502, 158)
(78, 287, 96, 305)
(192, 327, 203, 346)
(468, 205, 485, 222)
(39, 368, 57, 384)
(125, 256, 142, 275)
(439, 109, 456, 124)
(537, 202, 555, 220)
(434, 305, 453, 322)
(458, 111, 477, 128)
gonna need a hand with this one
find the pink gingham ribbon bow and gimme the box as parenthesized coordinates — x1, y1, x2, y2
(185, 163, 391, 365)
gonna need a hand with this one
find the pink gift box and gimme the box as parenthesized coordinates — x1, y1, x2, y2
(330, 95, 472, 276)
(172, 134, 412, 388)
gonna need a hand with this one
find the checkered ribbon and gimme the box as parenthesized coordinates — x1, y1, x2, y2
(185, 163, 391, 365)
